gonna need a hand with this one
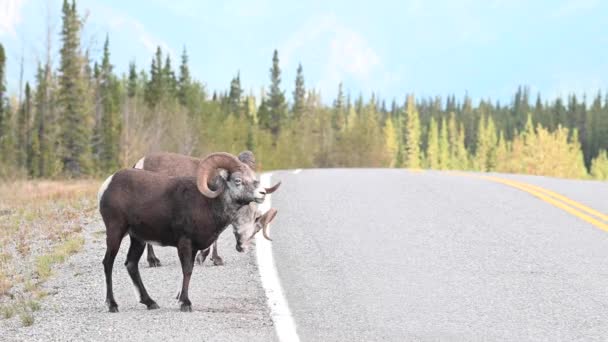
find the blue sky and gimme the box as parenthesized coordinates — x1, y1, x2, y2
(1, 0, 607, 104)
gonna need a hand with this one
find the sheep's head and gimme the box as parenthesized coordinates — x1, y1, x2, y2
(234, 205, 278, 252)
(196, 152, 281, 205)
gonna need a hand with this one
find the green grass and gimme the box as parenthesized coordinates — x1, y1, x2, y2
(26, 300, 41, 312)
(20, 311, 34, 326)
(35, 236, 85, 280)
(1, 305, 15, 319)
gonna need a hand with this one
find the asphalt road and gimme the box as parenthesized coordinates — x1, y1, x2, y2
(268, 169, 608, 341)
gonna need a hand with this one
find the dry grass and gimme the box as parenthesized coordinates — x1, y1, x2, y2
(0, 179, 99, 326)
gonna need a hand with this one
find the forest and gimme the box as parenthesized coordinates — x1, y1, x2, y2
(0, 0, 607, 180)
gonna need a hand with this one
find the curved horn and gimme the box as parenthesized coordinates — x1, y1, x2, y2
(264, 181, 282, 194)
(197, 152, 244, 198)
(261, 208, 278, 241)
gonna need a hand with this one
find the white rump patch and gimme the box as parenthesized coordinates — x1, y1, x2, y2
(97, 174, 114, 205)
(134, 157, 145, 169)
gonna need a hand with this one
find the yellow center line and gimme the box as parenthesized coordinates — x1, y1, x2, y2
(470, 174, 608, 232)
(492, 177, 608, 222)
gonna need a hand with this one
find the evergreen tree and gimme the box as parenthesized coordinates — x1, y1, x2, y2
(145, 46, 163, 107)
(259, 50, 287, 137)
(0, 44, 14, 171)
(426, 117, 439, 169)
(128, 61, 138, 98)
(98, 36, 121, 172)
(228, 72, 242, 116)
(177, 47, 191, 106)
(438, 117, 449, 169)
(163, 55, 177, 97)
(405, 95, 421, 168)
(292, 63, 305, 118)
(384, 116, 398, 167)
(58, 0, 91, 175)
(332, 83, 345, 131)
(17, 83, 32, 169)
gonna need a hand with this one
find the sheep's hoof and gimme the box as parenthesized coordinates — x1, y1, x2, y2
(147, 257, 161, 267)
(212, 257, 224, 266)
(180, 304, 192, 312)
(108, 306, 119, 313)
(146, 302, 160, 310)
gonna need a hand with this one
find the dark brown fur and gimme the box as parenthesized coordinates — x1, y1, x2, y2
(137, 151, 258, 267)
(100, 153, 267, 313)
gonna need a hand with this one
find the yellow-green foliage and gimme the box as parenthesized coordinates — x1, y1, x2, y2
(426, 117, 439, 169)
(384, 117, 398, 167)
(591, 150, 608, 180)
(405, 95, 421, 169)
(493, 116, 587, 178)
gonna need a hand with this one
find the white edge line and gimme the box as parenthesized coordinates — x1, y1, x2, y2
(256, 173, 301, 342)
(292, 169, 302, 174)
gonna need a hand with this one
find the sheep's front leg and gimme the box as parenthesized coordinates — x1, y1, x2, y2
(177, 238, 195, 312)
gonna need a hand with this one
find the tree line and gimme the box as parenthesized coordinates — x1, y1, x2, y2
(0, 0, 607, 180)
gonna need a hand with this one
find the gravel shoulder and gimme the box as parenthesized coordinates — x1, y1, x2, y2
(0, 218, 277, 342)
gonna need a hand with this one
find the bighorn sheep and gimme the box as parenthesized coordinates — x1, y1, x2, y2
(133, 151, 269, 267)
(98, 152, 281, 312)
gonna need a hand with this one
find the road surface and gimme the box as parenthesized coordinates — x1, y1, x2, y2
(267, 169, 608, 341)
(3, 169, 608, 341)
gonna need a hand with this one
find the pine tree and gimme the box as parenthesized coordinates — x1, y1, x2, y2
(426, 117, 439, 169)
(58, 0, 91, 176)
(32, 63, 56, 177)
(177, 47, 191, 106)
(98, 36, 121, 172)
(17, 83, 32, 169)
(145, 47, 163, 108)
(163, 55, 177, 97)
(384, 116, 398, 167)
(260, 50, 287, 137)
(475, 115, 489, 171)
(0, 43, 15, 172)
(228, 72, 242, 116)
(405, 95, 421, 168)
(292, 63, 305, 118)
(438, 117, 449, 169)
(0, 43, 4, 122)
(125, 62, 137, 98)
(486, 115, 498, 170)
(332, 83, 345, 131)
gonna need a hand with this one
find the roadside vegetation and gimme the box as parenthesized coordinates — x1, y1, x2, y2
(1, 1, 608, 182)
(0, 180, 98, 326)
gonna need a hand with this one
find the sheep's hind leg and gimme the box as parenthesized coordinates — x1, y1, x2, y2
(103, 226, 123, 313)
(177, 238, 195, 312)
(125, 236, 159, 310)
(146, 244, 161, 267)
(210, 241, 224, 266)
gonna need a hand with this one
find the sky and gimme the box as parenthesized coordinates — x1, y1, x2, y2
(0, 0, 607, 105)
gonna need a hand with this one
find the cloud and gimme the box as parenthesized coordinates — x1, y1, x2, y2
(552, 0, 599, 18)
(281, 14, 382, 95)
(83, 1, 175, 57)
(107, 15, 174, 57)
(0, 0, 26, 37)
